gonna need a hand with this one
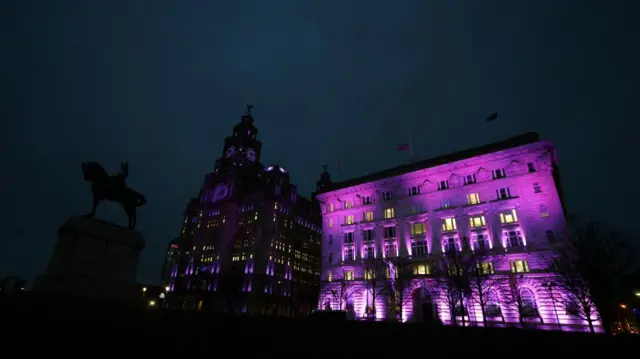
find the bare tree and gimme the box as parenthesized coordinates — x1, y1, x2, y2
(466, 244, 500, 327)
(503, 273, 542, 325)
(386, 257, 415, 321)
(362, 257, 388, 319)
(433, 244, 472, 326)
(553, 217, 638, 333)
(330, 268, 359, 311)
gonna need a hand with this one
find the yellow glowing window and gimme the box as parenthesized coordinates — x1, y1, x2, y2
(384, 208, 395, 219)
(363, 211, 374, 221)
(274, 202, 279, 209)
(344, 271, 355, 281)
(328, 218, 333, 228)
(365, 269, 374, 280)
(469, 215, 486, 228)
(385, 267, 398, 279)
(442, 218, 457, 231)
(500, 209, 519, 224)
(413, 264, 430, 275)
(467, 193, 480, 205)
(510, 260, 529, 273)
(327, 272, 332, 282)
(328, 203, 334, 212)
(345, 215, 355, 225)
(344, 201, 353, 209)
(480, 261, 494, 274)
(411, 222, 426, 236)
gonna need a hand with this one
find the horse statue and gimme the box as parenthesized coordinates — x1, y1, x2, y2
(81, 161, 147, 229)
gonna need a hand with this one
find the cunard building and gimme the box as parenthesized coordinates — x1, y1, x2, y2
(168, 107, 322, 315)
(316, 133, 602, 332)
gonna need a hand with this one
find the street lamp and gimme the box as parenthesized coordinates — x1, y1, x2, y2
(634, 291, 640, 298)
(542, 281, 561, 329)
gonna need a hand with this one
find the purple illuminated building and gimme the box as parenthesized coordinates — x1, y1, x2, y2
(316, 133, 601, 332)
(168, 109, 321, 314)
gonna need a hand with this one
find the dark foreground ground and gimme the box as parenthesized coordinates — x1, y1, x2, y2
(2, 293, 638, 356)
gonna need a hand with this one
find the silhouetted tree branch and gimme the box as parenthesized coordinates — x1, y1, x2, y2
(362, 257, 388, 319)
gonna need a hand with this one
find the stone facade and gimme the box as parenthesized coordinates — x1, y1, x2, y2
(316, 133, 601, 332)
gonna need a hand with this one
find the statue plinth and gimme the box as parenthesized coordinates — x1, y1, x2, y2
(33, 216, 146, 304)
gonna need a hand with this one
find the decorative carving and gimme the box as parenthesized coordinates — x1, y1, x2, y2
(476, 167, 491, 182)
(506, 160, 525, 176)
(449, 173, 462, 187)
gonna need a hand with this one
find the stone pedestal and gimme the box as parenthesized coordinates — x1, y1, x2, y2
(33, 216, 146, 304)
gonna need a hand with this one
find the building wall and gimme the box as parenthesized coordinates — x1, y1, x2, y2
(316, 140, 601, 332)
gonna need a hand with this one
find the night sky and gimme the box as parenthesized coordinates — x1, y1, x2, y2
(2, 1, 638, 285)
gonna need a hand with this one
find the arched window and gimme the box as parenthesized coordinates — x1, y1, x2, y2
(519, 288, 538, 317)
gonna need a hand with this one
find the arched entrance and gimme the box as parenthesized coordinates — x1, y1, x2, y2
(412, 287, 437, 324)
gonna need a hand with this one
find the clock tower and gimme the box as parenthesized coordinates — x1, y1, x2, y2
(220, 105, 263, 164)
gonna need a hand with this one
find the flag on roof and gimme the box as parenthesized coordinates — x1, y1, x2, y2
(485, 112, 498, 122)
(396, 144, 410, 151)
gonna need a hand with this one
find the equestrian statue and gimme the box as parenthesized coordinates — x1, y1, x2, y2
(81, 161, 147, 229)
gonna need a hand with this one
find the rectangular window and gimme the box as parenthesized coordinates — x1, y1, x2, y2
(413, 264, 430, 275)
(363, 229, 374, 242)
(344, 201, 353, 209)
(344, 248, 355, 261)
(442, 217, 457, 232)
(344, 232, 354, 244)
(469, 215, 486, 228)
(327, 271, 332, 282)
(364, 269, 374, 280)
(328, 218, 333, 228)
(496, 187, 511, 199)
(363, 211, 374, 221)
(527, 162, 536, 173)
(328, 234, 333, 245)
(410, 222, 426, 236)
(382, 191, 392, 201)
(440, 198, 451, 209)
(464, 174, 476, 185)
(411, 240, 427, 257)
(384, 208, 395, 219)
(438, 180, 449, 190)
(345, 215, 354, 225)
(385, 266, 398, 279)
(500, 209, 519, 224)
(472, 234, 490, 251)
(533, 182, 542, 193)
(408, 186, 420, 196)
(510, 260, 529, 273)
(362, 196, 372, 205)
(328, 203, 334, 212)
(443, 237, 458, 252)
(467, 193, 481, 205)
(344, 271, 355, 280)
(384, 243, 397, 258)
(480, 261, 495, 274)
(364, 246, 375, 259)
(492, 168, 506, 179)
(505, 230, 524, 248)
(539, 204, 549, 218)
(327, 252, 332, 264)
(411, 204, 423, 214)
(384, 226, 397, 239)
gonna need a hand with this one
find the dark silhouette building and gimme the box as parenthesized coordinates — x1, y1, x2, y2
(160, 238, 180, 288)
(168, 109, 322, 315)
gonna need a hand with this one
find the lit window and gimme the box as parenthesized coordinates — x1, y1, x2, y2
(328, 203, 334, 212)
(413, 264, 430, 275)
(539, 204, 549, 218)
(500, 209, 518, 224)
(467, 193, 480, 205)
(328, 218, 333, 228)
(469, 215, 486, 228)
(363, 211, 374, 221)
(274, 202, 279, 209)
(344, 201, 353, 209)
(410, 222, 426, 236)
(345, 215, 355, 225)
(344, 271, 355, 281)
(510, 260, 529, 273)
(364, 269, 374, 280)
(384, 208, 395, 219)
(442, 217, 457, 232)
(480, 261, 494, 274)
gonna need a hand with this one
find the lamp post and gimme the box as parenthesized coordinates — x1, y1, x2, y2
(542, 281, 561, 329)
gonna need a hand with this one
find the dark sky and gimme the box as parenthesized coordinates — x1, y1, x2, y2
(2, 0, 638, 285)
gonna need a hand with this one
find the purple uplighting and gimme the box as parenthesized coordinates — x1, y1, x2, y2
(316, 134, 602, 332)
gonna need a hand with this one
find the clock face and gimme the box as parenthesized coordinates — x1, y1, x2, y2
(246, 148, 256, 162)
(213, 184, 228, 200)
(225, 146, 236, 158)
